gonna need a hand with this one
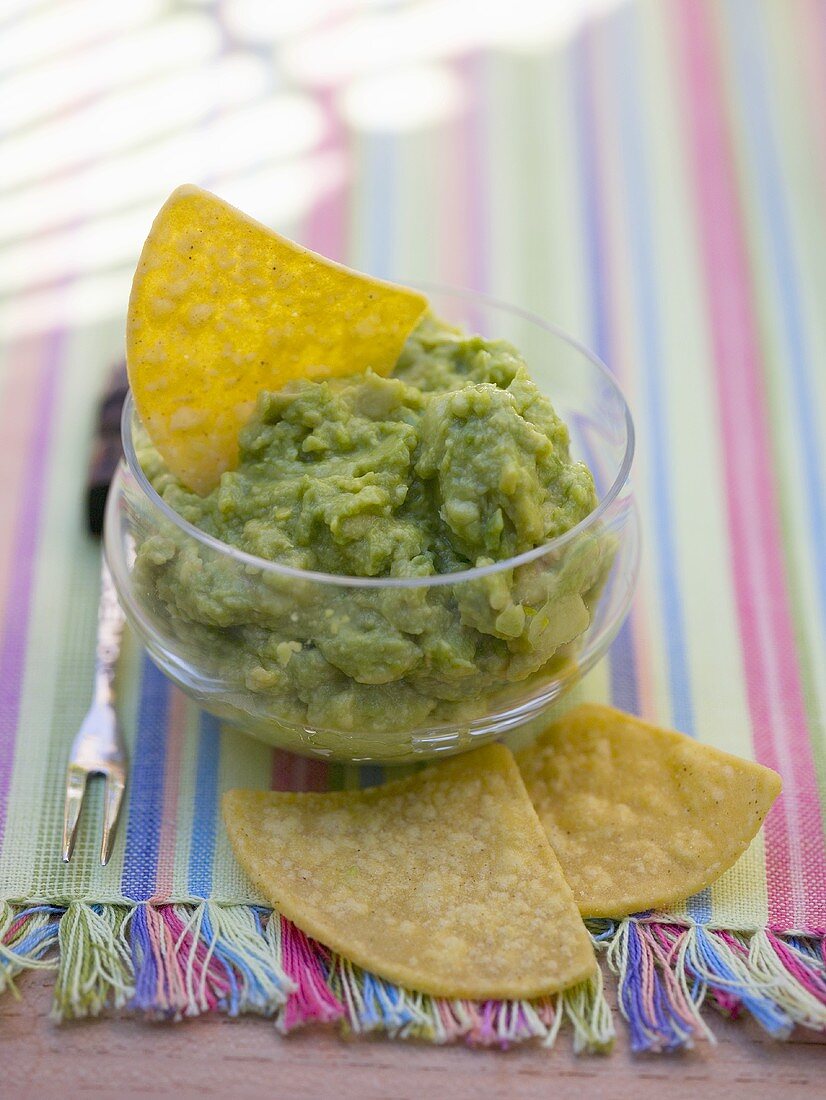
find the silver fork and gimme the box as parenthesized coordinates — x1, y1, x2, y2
(62, 555, 128, 866)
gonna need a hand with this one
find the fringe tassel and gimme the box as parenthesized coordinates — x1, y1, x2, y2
(682, 925, 795, 1038)
(465, 996, 559, 1048)
(53, 903, 133, 1020)
(270, 915, 345, 1032)
(330, 954, 422, 1036)
(605, 919, 709, 1052)
(157, 903, 231, 1016)
(732, 929, 826, 1031)
(327, 952, 562, 1048)
(130, 902, 189, 1018)
(0, 902, 61, 997)
(560, 964, 616, 1054)
(2, 904, 825, 1050)
(197, 904, 292, 1017)
(130, 903, 293, 1020)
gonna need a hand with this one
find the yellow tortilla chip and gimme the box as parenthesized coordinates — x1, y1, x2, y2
(223, 744, 595, 1000)
(516, 704, 782, 918)
(127, 185, 427, 494)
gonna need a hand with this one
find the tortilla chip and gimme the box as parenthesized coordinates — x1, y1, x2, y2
(127, 185, 427, 494)
(516, 704, 782, 918)
(223, 744, 595, 1000)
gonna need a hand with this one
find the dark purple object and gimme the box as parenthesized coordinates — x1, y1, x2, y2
(87, 360, 128, 536)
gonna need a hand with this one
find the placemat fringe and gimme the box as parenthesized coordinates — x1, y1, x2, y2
(0, 901, 62, 999)
(53, 903, 132, 1020)
(2, 904, 825, 1050)
(326, 950, 563, 1047)
(270, 913, 344, 1031)
(556, 964, 616, 1053)
(128, 902, 293, 1021)
(604, 919, 710, 1051)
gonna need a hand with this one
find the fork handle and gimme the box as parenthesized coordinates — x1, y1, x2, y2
(95, 556, 126, 707)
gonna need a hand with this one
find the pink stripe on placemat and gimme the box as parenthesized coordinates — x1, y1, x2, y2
(0, 332, 63, 844)
(0, 343, 41, 631)
(270, 749, 331, 793)
(674, 0, 826, 930)
(299, 757, 331, 792)
(270, 749, 290, 791)
(301, 87, 348, 264)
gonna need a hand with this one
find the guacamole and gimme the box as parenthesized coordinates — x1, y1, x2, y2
(135, 316, 608, 752)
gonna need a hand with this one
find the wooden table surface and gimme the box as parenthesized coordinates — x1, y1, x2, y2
(2, 970, 823, 1099)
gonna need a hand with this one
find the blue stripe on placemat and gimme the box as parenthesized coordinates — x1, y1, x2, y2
(366, 132, 395, 281)
(615, 2, 710, 924)
(188, 712, 222, 898)
(572, 27, 640, 716)
(120, 655, 169, 902)
(616, 5, 696, 737)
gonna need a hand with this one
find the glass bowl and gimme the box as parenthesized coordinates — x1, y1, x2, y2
(105, 285, 639, 764)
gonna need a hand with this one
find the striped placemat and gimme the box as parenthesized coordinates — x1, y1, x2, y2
(0, 0, 824, 1052)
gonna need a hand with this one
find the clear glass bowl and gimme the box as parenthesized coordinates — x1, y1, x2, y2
(105, 286, 639, 764)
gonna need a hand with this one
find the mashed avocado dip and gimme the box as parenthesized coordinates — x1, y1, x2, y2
(135, 316, 608, 753)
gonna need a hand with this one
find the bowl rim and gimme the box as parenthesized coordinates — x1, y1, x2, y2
(120, 282, 635, 591)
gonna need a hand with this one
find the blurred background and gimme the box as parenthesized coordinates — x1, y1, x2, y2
(0, 0, 624, 341)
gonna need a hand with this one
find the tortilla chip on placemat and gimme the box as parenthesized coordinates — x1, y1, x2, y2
(516, 704, 782, 918)
(223, 743, 595, 1000)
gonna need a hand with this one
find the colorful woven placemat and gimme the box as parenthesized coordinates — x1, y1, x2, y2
(1, 0, 825, 1053)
